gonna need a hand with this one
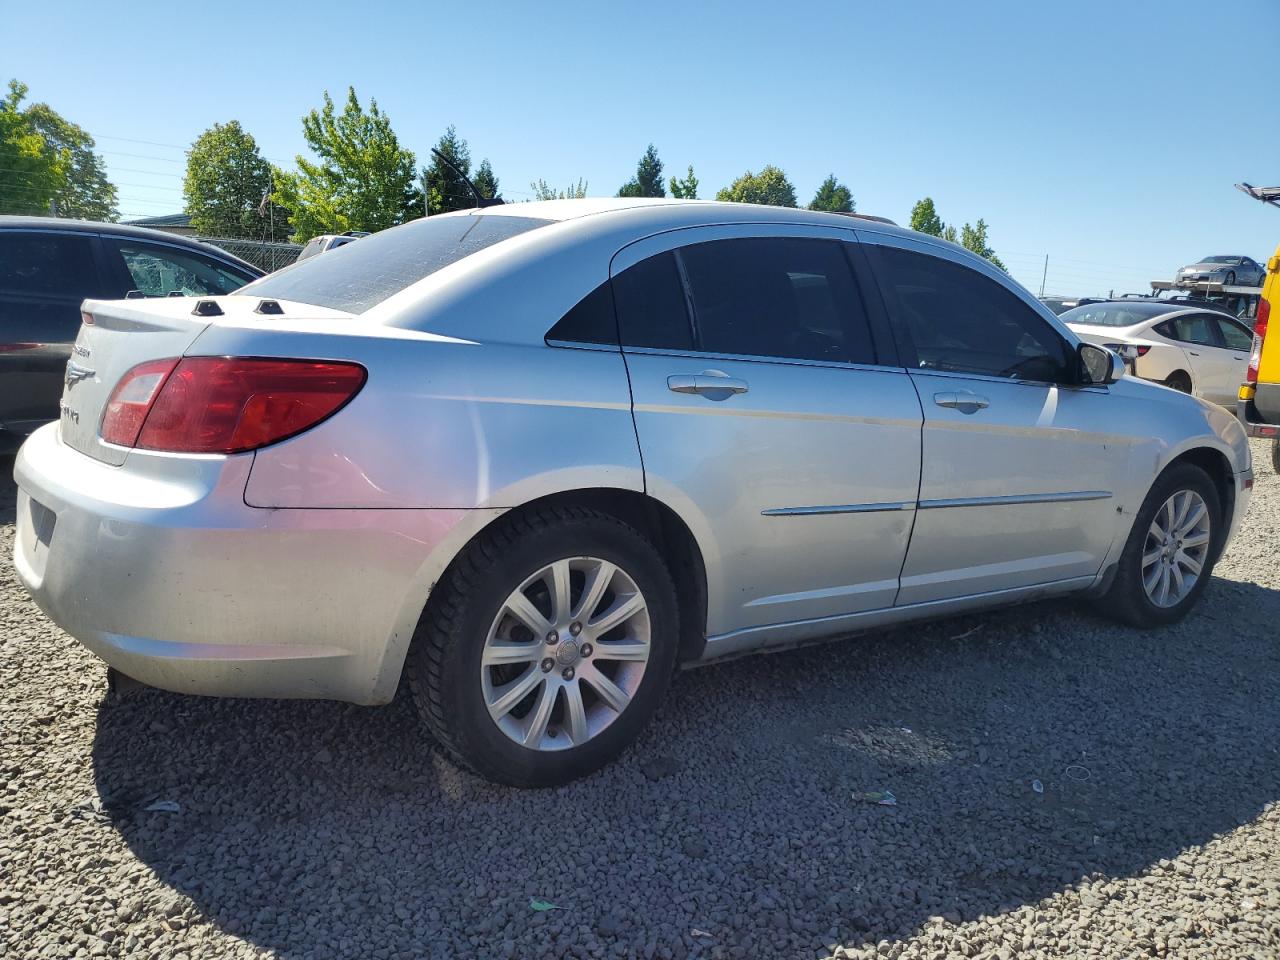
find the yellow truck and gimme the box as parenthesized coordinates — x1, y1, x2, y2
(1237, 244, 1280, 471)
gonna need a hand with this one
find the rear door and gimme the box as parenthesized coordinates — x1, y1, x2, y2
(614, 224, 923, 650)
(859, 232, 1130, 606)
(1206, 314, 1253, 405)
(0, 228, 113, 435)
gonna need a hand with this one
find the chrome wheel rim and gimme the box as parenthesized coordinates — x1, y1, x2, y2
(481, 557, 651, 751)
(1142, 490, 1211, 608)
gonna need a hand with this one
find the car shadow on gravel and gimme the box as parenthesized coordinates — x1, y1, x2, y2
(88, 571, 1280, 959)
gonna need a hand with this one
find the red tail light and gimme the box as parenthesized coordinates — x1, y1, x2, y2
(1247, 297, 1270, 384)
(101, 357, 366, 454)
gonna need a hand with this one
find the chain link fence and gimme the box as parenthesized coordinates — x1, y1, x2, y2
(198, 237, 302, 273)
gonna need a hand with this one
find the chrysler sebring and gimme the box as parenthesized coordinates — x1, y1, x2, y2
(13, 199, 1253, 786)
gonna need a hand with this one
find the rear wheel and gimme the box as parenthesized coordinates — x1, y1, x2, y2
(405, 505, 679, 787)
(1165, 371, 1192, 393)
(1096, 463, 1221, 627)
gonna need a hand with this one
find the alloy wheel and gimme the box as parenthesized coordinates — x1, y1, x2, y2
(1141, 489, 1212, 608)
(480, 557, 651, 751)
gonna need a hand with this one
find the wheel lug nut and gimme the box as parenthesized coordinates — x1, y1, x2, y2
(562, 666, 575, 681)
(546, 631, 559, 644)
(580, 643, 593, 657)
(569, 621, 582, 636)
(541, 658, 554, 672)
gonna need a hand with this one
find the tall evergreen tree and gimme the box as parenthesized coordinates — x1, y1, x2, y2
(425, 125, 473, 213)
(808, 174, 854, 213)
(472, 158, 499, 201)
(617, 144, 665, 198)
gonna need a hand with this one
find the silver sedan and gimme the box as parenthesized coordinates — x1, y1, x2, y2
(14, 200, 1254, 786)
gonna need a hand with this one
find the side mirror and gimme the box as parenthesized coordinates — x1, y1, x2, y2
(1079, 342, 1125, 385)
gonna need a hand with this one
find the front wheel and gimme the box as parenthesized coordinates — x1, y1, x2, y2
(405, 505, 680, 787)
(1096, 463, 1221, 627)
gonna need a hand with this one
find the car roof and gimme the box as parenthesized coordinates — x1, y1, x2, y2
(0, 215, 262, 274)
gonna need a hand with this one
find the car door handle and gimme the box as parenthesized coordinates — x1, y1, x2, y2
(1188, 351, 1200, 357)
(667, 371, 749, 399)
(933, 391, 989, 414)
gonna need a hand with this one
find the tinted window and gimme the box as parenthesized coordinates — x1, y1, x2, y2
(546, 282, 618, 346)
(110, 241, 253, 297)
(871, 245, 1070, 382)
(675, 238, 876, 364)
(239, 215, 551, 313)
(1167, 314, 1219, 346)
(1216, 317, 1253, 351)
(0, 231, 98, 298)
(613, 251, 694, 351)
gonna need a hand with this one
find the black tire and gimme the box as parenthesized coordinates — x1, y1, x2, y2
(404, 505, 679, 787)
(1165, 371, 1193, 393)
(1096, 463, 1222, 628)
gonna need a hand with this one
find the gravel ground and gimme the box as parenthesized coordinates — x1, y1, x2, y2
(2, 441, 1279, 960)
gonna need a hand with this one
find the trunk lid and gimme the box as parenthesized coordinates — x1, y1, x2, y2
(60, 298, 213, 465)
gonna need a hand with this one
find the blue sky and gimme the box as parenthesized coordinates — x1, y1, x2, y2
(5, 0, 1277, 296)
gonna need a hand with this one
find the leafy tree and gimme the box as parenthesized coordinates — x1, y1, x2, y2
(272, 87, 417, 241)
(808, 174, 853, 213)
(715, 165, 797, 207)
(0, 80, 68, 217)
(617, 143, 665, 198)
(960, 218, 1005, 270)
(23, 100, 117, 221)
(909, 197, 944, 236)
(669, 165, 698, 199)
(183, 121, 281, 238)
(942, 224, 958, 243)
(531, 178, 587, 200)
(473, 158, 499, 201)
(424, 125, 474, 214)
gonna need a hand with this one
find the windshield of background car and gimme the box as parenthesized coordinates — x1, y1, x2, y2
(237, 215, 552, 313)
(1059, 302, 1173, 327)
(1198, 256, 1239, 264)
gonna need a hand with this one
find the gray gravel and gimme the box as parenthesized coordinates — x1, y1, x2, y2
(2, 440, 1279, 960)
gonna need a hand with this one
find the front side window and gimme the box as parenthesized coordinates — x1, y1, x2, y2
(869, 245, 1071, 382)
(110, 241, 253, 298)
(1215, 316, 1253, 350)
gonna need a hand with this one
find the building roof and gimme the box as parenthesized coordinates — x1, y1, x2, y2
(123, 213, 192, 228)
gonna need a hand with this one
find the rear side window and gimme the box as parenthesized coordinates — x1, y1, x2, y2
(108, 241, 254, 297)
(0, 231, 99, 298)
(238, 215, 551, 314)
(870, 245, 1070, 382)
(1167, 314, 1219, 346)
(613, 251, 694, 351)
(545, 283, 618, 346)
(678, 237, 876, 364)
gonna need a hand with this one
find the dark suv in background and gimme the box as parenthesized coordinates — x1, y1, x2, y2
(0, 217, 262, 451)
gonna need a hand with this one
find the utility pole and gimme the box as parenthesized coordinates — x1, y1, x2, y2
(1039, 254, 1048, 297)
(49, 197, 58, 217)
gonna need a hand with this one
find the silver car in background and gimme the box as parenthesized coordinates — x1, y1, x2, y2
(14, 199, 1253, 786)
(1176, 255, 1266, 287)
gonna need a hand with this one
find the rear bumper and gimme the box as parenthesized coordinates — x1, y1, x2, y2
(1237, 384, 1280, 438)
(13, 424, 500, 705)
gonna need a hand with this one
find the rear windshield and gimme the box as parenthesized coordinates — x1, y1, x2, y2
(237, 215, 551, 313)
(1059, 302, 1174, 327)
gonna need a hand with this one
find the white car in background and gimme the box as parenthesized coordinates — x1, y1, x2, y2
(1061, 300, 1253, 407)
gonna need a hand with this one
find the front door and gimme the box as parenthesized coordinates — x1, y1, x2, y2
(859, 233, 1131, 606)
(612, 226, 923, 650)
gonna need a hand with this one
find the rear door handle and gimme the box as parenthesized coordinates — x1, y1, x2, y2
(933, 390, 989, 414)
(1189, 351, 1201, 357)
(667, 370, 749, 399)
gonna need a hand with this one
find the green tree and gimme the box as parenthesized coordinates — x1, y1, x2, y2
(715, 165, 797, 207)
(425, 125, 474, 214)
(669, 164, 698, 199)
(942, 224, 958, 243)
(183, 121, 279, 238)
(473, 158, 499, 200)
(959, 218, 1005, 270)
(617, 143, 665, 198)
(23, 100, 117, 220)
(808, 174, 854, 213)
(531, 178, 587, 200)
(272, 87, 417, 241)
(909, 197, 944, 236)
(0, 80, 67, 216)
